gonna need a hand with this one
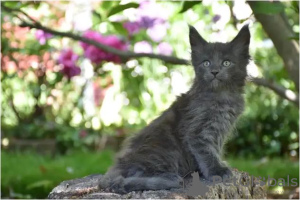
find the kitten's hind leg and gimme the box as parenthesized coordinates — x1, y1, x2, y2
(123, 173, 183, 193)
(99, 167, 182, 194)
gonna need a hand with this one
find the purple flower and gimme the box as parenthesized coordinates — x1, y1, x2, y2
(213, 15, 221, 23)
(138, 16, 157, 29)
(83, 46, 105, 64)
(122, 1, 169, 41)
(134, 41, 152, 53)
(58, 49, 79, 67)
(35, 30, 52, 45)
(81, 30, 127, 64)
(137, 1, 167, 22)
(123, 21, 141, 35)
(61, 65, 81, 79)
(58, 49, 81, 78)
(80, 30, 103, 50)
(157, 42, 173, 56)
(135, 1, 167, 29)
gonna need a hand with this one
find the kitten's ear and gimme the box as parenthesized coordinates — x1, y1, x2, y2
(189, 25, 207, 48)
(230, 24, 250, 51)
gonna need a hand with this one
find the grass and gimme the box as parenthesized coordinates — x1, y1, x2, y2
(228, 157, 299, 181)
(1, 150, 114, 198)
(1, 150, 299, 198)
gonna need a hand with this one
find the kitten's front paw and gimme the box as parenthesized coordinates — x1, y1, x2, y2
(110, 176, 127, 194)
(208, 167, 233, 182)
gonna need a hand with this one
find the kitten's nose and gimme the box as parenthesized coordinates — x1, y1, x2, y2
(211, 70, 219, 76)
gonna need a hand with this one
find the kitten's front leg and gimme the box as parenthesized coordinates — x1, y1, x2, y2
(186, 134, 232, 180)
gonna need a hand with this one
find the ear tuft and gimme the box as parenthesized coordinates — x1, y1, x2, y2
(230, 24, 250, 50)
(189, 25, 207, 48)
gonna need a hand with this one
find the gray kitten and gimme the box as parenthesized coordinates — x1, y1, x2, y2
(99, 24, 250, 194)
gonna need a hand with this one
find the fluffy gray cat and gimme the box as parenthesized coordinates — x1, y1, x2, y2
(99, 24, 250, 194)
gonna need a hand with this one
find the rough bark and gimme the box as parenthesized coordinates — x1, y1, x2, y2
(248, 1, 299, 91)
(48, 169, 266, 199)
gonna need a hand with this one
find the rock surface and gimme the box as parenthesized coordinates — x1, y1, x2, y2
(48, 169, 266, 199)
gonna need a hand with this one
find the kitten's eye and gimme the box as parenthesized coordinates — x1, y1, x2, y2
(203, 60, 211, 67)
(223, 60, 231, 67)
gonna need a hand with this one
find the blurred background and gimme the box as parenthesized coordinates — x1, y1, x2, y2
(1, 0, 299, 199)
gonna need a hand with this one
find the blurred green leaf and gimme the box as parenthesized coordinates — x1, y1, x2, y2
(179, 1, 201, 13)
(251, 2, 285, 15)
(101, 1, 117, 10)
(111, 22, 127, 35)
(92, 11, 102, 26)
(107, 3, 139, 17)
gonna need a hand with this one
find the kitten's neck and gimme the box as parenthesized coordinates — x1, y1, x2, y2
(189, 79, 244, 96)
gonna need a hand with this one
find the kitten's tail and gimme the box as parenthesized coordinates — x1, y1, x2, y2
(99, 170, 182, 194)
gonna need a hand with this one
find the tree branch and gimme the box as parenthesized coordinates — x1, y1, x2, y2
(23, 21, 189, 65)
(250, 77, 299, 107)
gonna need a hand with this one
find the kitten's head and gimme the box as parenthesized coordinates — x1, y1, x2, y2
(189, 25, 250, 91)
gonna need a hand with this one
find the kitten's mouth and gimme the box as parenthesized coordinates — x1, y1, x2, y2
(210, 78, 222, 88)
(211, 77, 221, 82)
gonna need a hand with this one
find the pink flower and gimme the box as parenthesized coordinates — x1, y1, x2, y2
(157, 42, 173, 56)
(123, 21, 141, 35)
(134, 41, 152, 53)
(137, 1, 168, 23)
(80, 31, 127, 64)
(58, 49, 79, 67)
(84, 46, 106, 64)
(61, 65, 81, 79)
(80, 30, 103, 50)
(58, 49, 81, 78)
(35, 30, 52, 45)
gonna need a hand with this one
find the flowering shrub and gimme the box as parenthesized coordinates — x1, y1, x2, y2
(80, 30, 127, 64)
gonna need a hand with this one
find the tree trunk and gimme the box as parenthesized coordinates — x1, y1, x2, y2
(248, 1, 299, 91)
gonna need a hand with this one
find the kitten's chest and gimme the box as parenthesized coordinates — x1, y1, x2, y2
(191, 93, 244, 123)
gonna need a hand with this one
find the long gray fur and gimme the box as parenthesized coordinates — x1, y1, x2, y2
(98, 24, 251, 194)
